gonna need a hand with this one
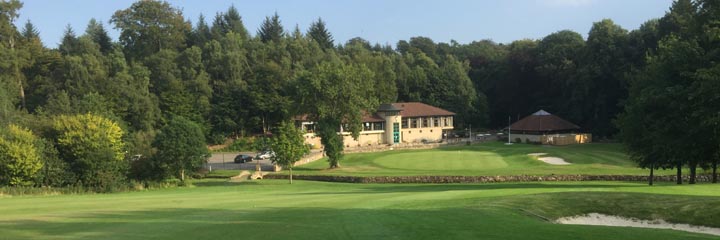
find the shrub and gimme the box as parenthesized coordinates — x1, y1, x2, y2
(228, 137, 255, 151)
(52, 114, 127, 190)
(514, 138, 522, 143)
(207, 133, 226, 145)
(252, 137, 271, 151)
(0, 125, 43, 186)
(35, 138, 75, 187)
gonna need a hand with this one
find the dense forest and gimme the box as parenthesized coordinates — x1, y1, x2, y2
(0, 0, 718, 188)
(2, 0, 670, 139)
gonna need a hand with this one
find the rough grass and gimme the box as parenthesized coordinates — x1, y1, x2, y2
(291, 142, 682, 176)
(1, 180, 719, 239)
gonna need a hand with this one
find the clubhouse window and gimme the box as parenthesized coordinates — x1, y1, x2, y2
(433, 118, 439, 127)
(363, 123, 372, 131)
(411, 118, 418, 128)
(402, 119, 408, 128)
(372, 122, 384, 131)
(422, 118, 428, 128)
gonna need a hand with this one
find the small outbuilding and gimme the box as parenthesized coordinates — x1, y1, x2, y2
(509, 110, 591, 145)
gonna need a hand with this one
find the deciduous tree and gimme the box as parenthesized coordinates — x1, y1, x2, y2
(152, 116, 209, 181)
(269, 120, 309, 184)
(297, 60, 378, 168)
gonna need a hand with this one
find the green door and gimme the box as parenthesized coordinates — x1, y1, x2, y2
(393, 123, 400, 144)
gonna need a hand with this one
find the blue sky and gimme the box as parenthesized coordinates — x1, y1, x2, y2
(16, 0, 674, 48)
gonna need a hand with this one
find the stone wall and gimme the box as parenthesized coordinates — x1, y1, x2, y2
(265, 174, 717, 184)
(292, 150, 325, 167)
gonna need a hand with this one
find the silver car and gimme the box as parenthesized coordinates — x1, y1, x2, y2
(255, 151, 275, 160)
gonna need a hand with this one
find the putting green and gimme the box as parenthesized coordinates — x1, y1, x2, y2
(373, 151, 508, 171)
(288, 142, 681, 177)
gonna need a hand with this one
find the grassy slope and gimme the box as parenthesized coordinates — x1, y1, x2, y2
(290, 142, 680, 176)
(1, 180, 719, 240)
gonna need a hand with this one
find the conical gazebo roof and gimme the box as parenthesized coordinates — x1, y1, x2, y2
(509, 110, 580, 133)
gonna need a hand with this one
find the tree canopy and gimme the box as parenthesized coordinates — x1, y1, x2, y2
(0, 0, 718, 185)
(152, 116, 209, 181)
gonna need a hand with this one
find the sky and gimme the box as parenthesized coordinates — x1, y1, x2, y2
(15, 0, 675, 48)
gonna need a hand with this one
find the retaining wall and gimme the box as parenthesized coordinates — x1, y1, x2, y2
(265, 174, 716, 184)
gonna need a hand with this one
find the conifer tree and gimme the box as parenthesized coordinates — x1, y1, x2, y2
(308, 17, 334, 49)
(258, 12, 284, 43)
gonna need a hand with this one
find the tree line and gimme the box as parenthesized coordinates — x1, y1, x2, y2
(617, 0, 720, 185)
(1, 0, 717, 187)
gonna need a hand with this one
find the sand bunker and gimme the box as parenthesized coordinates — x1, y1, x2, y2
(527, 153, 570, 165)
(556, 213, 720, 236)
(538, 157, 570, 165)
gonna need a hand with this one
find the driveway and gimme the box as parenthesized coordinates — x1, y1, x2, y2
(206, 152, 274, 171)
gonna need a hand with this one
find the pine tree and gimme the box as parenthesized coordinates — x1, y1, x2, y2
(21, 20, 39, 40)
(59, 25, 78, 55)
(191, 14, 211, 46)
(224, 5, 248, 38)
(84, 18, 112, 54)
(307, 17, 334, 49)
(258, 12, 284, 43)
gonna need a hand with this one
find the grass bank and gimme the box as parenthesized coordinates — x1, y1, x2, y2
(290, 142, 680, 177)
(1, 179, 719, 239)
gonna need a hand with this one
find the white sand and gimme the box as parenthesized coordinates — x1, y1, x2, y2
(557, 213, 720, 236)
(538, 157, 571, 165)
(528, 153, 570, 165)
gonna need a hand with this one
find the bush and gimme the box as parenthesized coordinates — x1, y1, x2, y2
(35, 138, 76, 187)
(252, 137, 271, 151)
(0, 124, 43, 186)
(207, 133, 226, 145)
(52, 114, 127, 190)
(514, 138, 522, 143)
(128, 155, 159, 181)
(227, 137, 255, 151)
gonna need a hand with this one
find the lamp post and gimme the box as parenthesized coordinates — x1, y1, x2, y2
(469, 124, 472, 142)
(506, 116, 513, 145)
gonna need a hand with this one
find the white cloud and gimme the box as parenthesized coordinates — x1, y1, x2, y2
(538, 0, 595, 7)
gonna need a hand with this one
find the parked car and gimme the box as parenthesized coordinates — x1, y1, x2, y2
(255, 150, 275, 160)
(233, 154, 253, 163)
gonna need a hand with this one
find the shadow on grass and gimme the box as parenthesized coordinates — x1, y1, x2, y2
(0, 206, 710, 240)
(289, 182, 644, 195)
(192, 180, 261, 187)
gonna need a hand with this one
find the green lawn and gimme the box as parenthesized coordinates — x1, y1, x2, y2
(291, 142, 680, 176)
(1, 180, 720, 239)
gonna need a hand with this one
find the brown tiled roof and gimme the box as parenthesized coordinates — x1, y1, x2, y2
(509, 110, 580, 132)
(362, 112, 385, 122)
(391, 102, 455, 117)
(294, 102, 453, 123)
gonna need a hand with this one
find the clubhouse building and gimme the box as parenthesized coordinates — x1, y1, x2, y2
(296, 102, 455, 147)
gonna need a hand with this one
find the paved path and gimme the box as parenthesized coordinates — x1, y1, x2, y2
(207, 152, 274, 171)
